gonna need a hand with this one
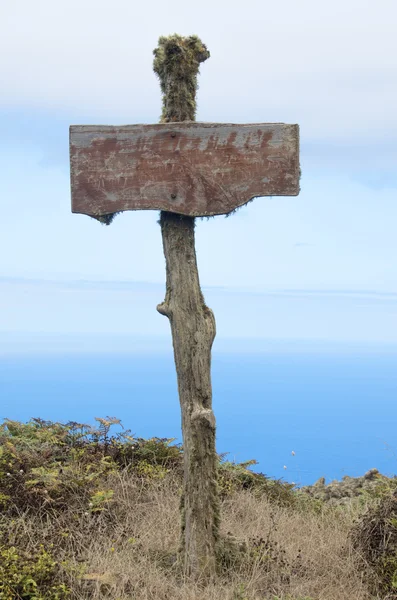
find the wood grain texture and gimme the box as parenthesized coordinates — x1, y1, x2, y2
(157, 212, 219, 577)
(70, 122, 300, 218)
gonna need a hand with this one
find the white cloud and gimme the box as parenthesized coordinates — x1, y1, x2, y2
(1, 0, 397, 142)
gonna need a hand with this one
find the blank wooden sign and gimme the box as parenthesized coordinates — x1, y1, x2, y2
(70, 122, 300, 218)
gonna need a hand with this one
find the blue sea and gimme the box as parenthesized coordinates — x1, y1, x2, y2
(1, 343, 397, 487)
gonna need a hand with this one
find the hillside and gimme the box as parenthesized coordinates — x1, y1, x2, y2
(1, 417, 397, 600)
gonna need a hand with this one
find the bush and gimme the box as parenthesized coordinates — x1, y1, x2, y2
(218, 458, 316, 511)
(0, 417, 184, 517)
(349, 488, 397, 598)
(0, 417, 304, 517)
(0, 543, 70, 600)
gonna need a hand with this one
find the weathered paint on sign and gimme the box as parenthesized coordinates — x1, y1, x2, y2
(70, 122, 300, 218)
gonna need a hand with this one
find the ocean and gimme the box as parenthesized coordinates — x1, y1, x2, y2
(1, 345, 397, 487)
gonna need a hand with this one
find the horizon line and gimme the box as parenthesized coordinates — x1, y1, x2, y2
(1, 275, 397, 300)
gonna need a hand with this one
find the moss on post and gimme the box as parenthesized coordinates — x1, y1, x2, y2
(153, 34, 210, 122)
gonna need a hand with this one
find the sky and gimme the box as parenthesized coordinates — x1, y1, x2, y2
(1, 0, 397, 349)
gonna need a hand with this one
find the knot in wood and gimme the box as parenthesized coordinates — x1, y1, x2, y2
(191, 408, 216, 430)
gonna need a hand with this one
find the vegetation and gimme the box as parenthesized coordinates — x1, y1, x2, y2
(0, 417, 396, 599)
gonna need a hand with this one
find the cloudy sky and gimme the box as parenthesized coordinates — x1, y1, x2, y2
(1, 0, 396, 350)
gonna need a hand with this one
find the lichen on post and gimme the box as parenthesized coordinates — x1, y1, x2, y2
(153, 34, 220, 580)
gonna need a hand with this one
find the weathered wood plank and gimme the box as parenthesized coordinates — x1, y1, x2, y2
(70, 122, 300, 218)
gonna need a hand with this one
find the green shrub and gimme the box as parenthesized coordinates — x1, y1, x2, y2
(0, 543, 70, 600)
(218, 459, 298, 508)
(0, 417, 165, 515)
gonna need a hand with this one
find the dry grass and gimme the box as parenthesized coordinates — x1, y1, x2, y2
(2, 419, 389, 599)
(2, 471, 372, 600)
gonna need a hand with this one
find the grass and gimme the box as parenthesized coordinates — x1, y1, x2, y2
(0, 417, 396, 599)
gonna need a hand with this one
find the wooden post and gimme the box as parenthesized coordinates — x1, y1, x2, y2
(154, 34, 219, 579)
(69, 32, 300, 580)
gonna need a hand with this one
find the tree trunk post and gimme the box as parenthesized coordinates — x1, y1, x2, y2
(153, 35, 220, 579)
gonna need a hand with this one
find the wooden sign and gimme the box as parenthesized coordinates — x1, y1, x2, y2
(70, 122, 300, 218)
